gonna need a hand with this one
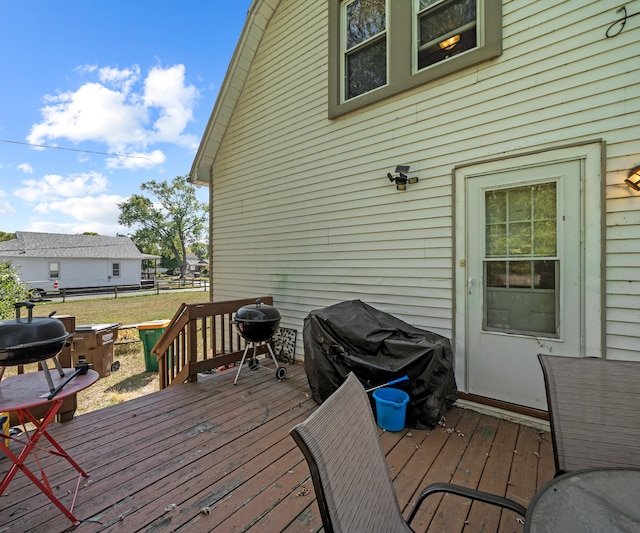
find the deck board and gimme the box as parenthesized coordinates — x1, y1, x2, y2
(0, 362, 554, 532)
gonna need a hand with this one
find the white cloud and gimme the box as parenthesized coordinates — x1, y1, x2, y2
(25, 219, 125, 236)
(28, 82, 147, 149)
(25, 194, 128, 236)
(74, 64, 98, 75)
(14, 171, 109, 202)
(143, 64, 199, 148)
(98, 65, 140, 94)
(0, 190, 16, 215)
(17, 163, 33, 174)
(105, 149, 166, 170)
(26, 63, 200, 163)
(38, 194, 124, 221)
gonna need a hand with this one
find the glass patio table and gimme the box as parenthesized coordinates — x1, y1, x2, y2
(525, 467, 640, 532)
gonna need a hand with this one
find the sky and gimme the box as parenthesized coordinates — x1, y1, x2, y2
(0, 1, 253, 236)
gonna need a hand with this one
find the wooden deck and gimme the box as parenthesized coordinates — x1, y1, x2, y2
(0, 361, 555, 532)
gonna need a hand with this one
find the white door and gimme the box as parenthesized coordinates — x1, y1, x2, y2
(455, 144, 603, 410)
(465, 161, 581, 408)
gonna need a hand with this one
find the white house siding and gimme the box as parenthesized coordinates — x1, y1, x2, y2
(54, 258, 142, 289)
(206, 0, 640, 361)
(14, 257, 142, 289)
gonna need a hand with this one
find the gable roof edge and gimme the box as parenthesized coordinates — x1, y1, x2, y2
(189, 0, 280, 187)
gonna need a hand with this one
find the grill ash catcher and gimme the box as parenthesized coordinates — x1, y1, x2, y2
(232, 299, 287, 385)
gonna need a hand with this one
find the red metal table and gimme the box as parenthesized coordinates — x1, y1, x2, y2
(0, 369, 98, 525)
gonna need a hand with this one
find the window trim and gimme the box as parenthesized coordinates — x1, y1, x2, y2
(328, 0, 502, 119)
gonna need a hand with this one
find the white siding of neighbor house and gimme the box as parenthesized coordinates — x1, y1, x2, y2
(14, 258, 142, 289)
(206, 0, 640, 361)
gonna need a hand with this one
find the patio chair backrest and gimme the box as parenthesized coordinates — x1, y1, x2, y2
(290, 372, 412, 533)
(538, 354, 640, 473)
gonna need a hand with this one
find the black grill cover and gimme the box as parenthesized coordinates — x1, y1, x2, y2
(303, 300, 458, 429)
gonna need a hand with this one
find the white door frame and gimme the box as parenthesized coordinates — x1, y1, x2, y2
(453, 141, 604, 397)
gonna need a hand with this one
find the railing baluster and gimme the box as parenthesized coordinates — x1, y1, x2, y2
(151, 297, 273, 389)
(212, 315, 218, 357)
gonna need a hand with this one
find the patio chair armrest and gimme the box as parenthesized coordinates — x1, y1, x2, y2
(406, 482, 527, 524)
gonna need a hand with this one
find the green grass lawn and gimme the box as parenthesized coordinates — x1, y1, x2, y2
(36, 290, 210, 325)
(19, 291, 212, 415)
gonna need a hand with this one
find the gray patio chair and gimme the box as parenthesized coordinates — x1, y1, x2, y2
(538, 353, 640, 474)
(290, 372, 525, 533)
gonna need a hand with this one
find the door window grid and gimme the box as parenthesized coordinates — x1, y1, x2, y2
(483, 183, 559, 336)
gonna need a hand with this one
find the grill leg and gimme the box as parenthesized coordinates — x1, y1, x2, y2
(233, 344, 252, 385)
(266, 343, 279, 369)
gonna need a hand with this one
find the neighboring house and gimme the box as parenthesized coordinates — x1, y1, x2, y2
(189, 1, 639, 413)
(0, 232, 158, 292)
(185, 253, 208, 276)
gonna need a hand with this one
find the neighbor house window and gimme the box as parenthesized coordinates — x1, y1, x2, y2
(328, 0, 502, 118)
(49, 262, 59, 279)
(112, 263, 121, 277)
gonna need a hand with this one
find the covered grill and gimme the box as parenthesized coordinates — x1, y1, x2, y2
(233, 299, 286, 384)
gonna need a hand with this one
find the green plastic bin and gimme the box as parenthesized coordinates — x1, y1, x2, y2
(137, 320, 171, 372)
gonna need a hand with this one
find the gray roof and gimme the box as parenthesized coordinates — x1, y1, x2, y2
(0, 232, 159, 260)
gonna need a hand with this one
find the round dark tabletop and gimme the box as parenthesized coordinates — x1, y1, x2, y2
(0, 369, 98, 411)
(526, 468, 640, 532)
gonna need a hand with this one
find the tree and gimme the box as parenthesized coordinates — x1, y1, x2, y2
(190, 242, 209, 261)
(0, 261, 27, 319)
(118, 176, 208, 278)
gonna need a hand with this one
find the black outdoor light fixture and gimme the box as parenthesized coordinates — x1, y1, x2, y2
(625, 165, 640, 191)
(387, 165, 419, 191)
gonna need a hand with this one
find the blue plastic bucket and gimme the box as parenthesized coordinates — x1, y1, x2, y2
(373, 387, 410, 431)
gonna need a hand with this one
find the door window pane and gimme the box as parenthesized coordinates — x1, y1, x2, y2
(534, 220, 557, 256)
(344, 0, 387, 99)
(534, 260, 556, 290)
(486, 261, 506, 287)
(486, 224, 506, 257)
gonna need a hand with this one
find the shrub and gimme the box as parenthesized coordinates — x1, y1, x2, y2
(0, 261, 27, 319)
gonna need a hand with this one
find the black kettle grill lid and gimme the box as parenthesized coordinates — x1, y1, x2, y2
(0, 301, 69, 350)
(235, 299, 281, 322)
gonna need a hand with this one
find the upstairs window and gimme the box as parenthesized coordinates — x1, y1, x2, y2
(417, 0, 477, 70)
(343, 0, 387, 100)
(329, 0, 502, 118)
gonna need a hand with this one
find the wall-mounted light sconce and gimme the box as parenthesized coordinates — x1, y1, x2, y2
(439, 34, 460, 50)
(387, 165, 419, 191)
(625, 165, 640, 191)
